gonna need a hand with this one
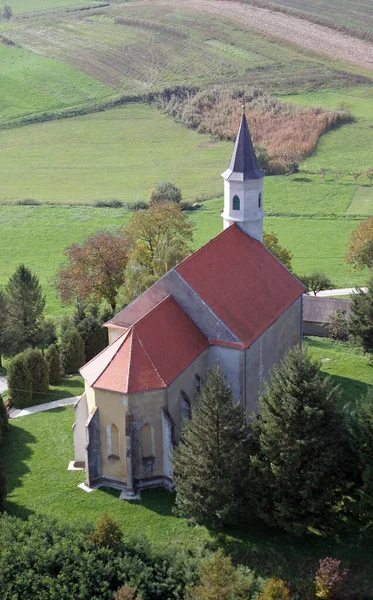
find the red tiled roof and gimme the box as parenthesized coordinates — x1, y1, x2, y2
(176, 224, 305, 348)
(80, 296, 209, 394)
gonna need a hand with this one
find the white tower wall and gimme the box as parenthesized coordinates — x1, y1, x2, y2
(221, 177, 264, 241)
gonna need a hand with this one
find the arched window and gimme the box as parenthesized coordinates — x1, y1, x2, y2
(258, 193, 262, 208)
(107, 423, 120, 459)
(142, 423, 154, 458)
(232, 195, 240, 211)
(180, 390, 191, 420)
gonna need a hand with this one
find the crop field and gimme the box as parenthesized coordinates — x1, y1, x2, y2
(0, 44, 112, 123)
(266, 0, 373, 32)
(3, 2, 369, 95)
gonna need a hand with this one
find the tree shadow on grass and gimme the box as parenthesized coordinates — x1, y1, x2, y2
(138, 488, 176, 516)
(329, 374, 370, 405)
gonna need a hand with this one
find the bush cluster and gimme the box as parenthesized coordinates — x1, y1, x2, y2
(7, 350, 49, 408)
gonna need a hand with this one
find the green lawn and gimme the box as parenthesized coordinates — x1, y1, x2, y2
(1, 0, 97, 15)
(2, 374, 84, 406)
(0, 44, 112, 124)
(2, 337, 372, 594)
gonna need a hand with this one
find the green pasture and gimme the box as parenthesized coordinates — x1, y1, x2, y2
(0, 104, 231, 204)
(4, 3, 369, 94)
(267, 0, 373, 32)
(0, 44, 112, 123)
(0, 0, 94, 14)
(2, 337, 372, 592)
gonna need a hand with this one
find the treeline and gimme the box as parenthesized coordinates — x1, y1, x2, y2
(149, 85, 352, 175)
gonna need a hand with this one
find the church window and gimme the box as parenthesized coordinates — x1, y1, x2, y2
(142, 423, 154, 458)
(232, 195, 240, 211)
(107, 423, 120, 459)
(258, 193, 262, 208)
(180, 390, 191, 420)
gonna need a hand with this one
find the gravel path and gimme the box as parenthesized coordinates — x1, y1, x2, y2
(140, 0, 373, 70)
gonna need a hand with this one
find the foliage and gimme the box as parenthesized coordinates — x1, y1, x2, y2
(263, 231, 293, 271)
(298, 271, 333, 295)
(0, 513, 198, 600)
(36, 318, 58, 350)
(124, 203, 193, 303)
(173, 364, 250, 526)
(2, 4, 12, 18)
(89, 513, 123, 550)
(249, 346, 349, 535)
(187, 549, 258, 600)
(325, 310, 349, 341)
(0, 457, 5, 513)
(4, 264, 46, 353)
(113, 586, 141, 600)
(24, 348, 49, 394)
(152, 85, 352, 175)
(149, 182, 182, 206)
(345, 217, 373, 270)
(77, 315, 107, 362)
(60, 318, 85, 374)
(7, 352, 32, 408)
(56, 230, 132, 311)
(45, 343, 62, 385)
(348, 281, 373, 355)
(0, 394, 8, 444)
(315, 558, 348, 600)
(0, 289, 12, 367)
(259, 578, 290, 600)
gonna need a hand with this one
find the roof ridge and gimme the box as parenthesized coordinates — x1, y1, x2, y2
(134, 330, 167, 388)
(89, 329, 132, 388)
(131, 295, 174, 329)
(176, 224, 237, 271)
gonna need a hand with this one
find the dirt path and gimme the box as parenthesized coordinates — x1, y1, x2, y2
(139, 0, 373, 71)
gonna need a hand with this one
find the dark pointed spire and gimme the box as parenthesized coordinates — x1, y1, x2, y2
(223, 111, 264, 181)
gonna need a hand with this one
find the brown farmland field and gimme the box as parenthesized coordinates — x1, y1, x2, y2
(3, 1, 371, 96)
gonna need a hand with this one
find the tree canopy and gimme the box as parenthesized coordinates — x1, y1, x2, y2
(149, 181, 182, 205)
(348, 279, 373, 354)
(298, 271, 333, 295)
(263, 231, 293, 271)
(345, 217, 373, 270)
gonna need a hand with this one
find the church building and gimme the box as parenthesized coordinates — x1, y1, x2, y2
(73, 112, 305, 497)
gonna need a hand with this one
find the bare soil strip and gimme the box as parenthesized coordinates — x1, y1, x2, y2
(139, 0, 373, 71)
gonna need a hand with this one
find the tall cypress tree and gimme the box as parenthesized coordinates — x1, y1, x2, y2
(349, 387, 373, 523)
(249, 346, 349, 536)
(173, 364, 250, 526)
(5, 265, 46, 353)
(348, 279, 373, 355)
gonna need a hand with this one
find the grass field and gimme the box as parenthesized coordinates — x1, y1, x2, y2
(3, 3, 369, 94)
(2, 337, 372, 594)
(267, 0, 373, 32)
(1, 0, 96, 15)
(0, 44, 112, 123)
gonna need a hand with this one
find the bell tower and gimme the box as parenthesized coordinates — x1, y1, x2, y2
(221, 108, 264, 241)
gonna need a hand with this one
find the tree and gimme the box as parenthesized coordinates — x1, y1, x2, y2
(345, 217, 373, 270)
(56, 230, 132, 312)
(0, 458, 6, 513)
(173, 364, 250, 526)
(3, 4, 12, 19)
(348, 280, 373, 354)
(149, 181, 182, 205)
(45, 344, 61, 385)
(0, 289, 11, 368)
(60, 318, 85, 374)
(4, 265, 46, 353)
(7, 353, 32, 408)
(249, 346, 349, 535)
(315, 558, 348, 600)
(365, 169, 373, 186)
(325, 310, 349, 341)
(77, 315, 107, 362)
(124, 203, 193, 302)
(263, 231, 293, 271)
(89, 513, 123, 549)
(0, 394, 8, 444)
(24, 349, 49, 395)
(260, 578, 290, 600)
(299, 271, 333, 295)
(113, 586, 141, 600)
(351, 170, 361, 184)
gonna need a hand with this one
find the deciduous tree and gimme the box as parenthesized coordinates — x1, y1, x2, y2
(249, 346, 349, 535)
(348, 280, 373, 355)
(345, 217, 373, 270)
(299, 271, 333, 295)
(263, 231, 293, 271)
(173, 364, 250, 526)
(56, 230, 132, 312)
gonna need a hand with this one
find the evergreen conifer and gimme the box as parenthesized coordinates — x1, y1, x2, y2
(60, 318, 85, 374)
(24, 348, 49, 395)
(348, 279, 373, 355)
(0, 458, 6, 512)
(0, 394, 8, 444)
(77, 315, 107, 362)
(45, 344, 61, 385)
(349, 387, 373, 522)
(7, 353, 32, 408)
(249, 346, 348, 535)
(173, 364, 250, 526)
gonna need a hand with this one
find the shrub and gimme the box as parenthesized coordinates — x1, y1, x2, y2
(315, 558, 348, 599)
(325, 310, 349, 341)
(60, 320, 85, 374)
(125, 200, 148, 211)
(149, 181, 182, 205)
(24, 348, 49, 394)
(0, 394, 8, 444)
(7, 353, 32, 408)
(94, 199, 124, 208)
(45, 344, 61, 385)
(113, 586, 141, 600)
(260, 578, 290, 600)
(89, 513, 123, 550)
(15, 198, 40, 205)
